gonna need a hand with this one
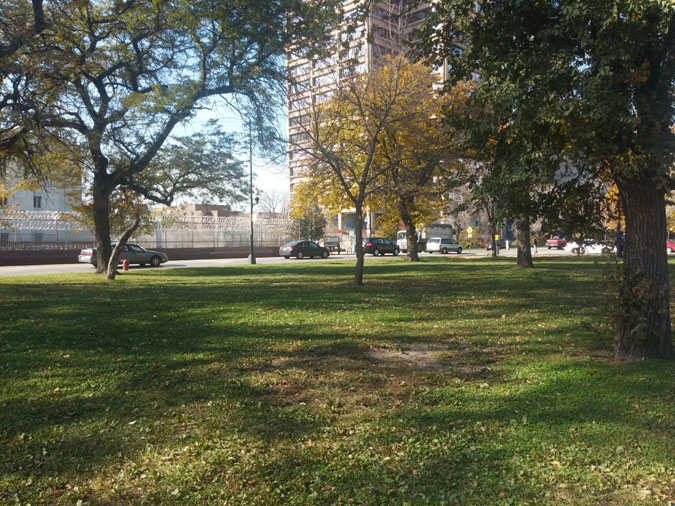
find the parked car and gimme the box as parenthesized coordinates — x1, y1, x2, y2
(279, 240, 330, 259)
(668, 240, 675, 253)
(564, 241, 614, 255)
(545, 236, 567, 249)
(78, 243, 168, 267)
(362, 237, 400, 256)
(426, 237, 463, 254)
(486, 238, 507, 250)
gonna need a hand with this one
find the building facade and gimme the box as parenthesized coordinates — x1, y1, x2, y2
(0, 178, 89, 249)
(286, 1, 437, 246)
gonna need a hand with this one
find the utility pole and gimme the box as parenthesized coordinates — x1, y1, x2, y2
(249, 121, 256, 264)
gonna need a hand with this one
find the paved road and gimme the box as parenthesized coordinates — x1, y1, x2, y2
(0, 247, 573, 277)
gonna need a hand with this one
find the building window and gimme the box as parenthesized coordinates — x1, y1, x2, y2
(340, 45, 363, 61)
(289, 46, 310, 59)
(411, 10, 426, 22)
(373, 44, 390, 56)
(32, 232, 43, 243)
(290, 97, 309, 110)
(314, 90, 334, 104)
(289, 132, 309, 144)
(340, 64, 365, 78)
(313, 72, 336, 87)
(314, 54, 336, 70)
(289, 79, 309, 94)
(373, 26, 389, 38)
(33, 195, 42, 208)
(341, 25, 365, 42)
(289, 114, 310, 128)
(289, 63, 310, 78)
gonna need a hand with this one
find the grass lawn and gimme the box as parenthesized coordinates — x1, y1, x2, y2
(1, 256, 674, 505)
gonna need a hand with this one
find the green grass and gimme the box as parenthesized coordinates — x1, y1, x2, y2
(1, 256, 673, 505)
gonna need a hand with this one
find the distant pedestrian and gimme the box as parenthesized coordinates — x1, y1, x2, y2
(614, 224, 624, 259)
(533, 237, 538, 254)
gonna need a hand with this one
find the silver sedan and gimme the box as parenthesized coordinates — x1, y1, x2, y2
(78, 243, 168, 267)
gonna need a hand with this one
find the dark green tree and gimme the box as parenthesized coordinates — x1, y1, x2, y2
(0, 0, 57, 183)
(539, 178, 614, 254)
(293, 205, 326, 242)
(420, 0, 674, 359)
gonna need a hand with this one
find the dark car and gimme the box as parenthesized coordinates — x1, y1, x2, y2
(279, 240, 330, 259)
(363, 237, 400, 256)
(78, 243, 168, 267)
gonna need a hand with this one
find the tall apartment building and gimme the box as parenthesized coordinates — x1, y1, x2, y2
(286, 1, 436, 242)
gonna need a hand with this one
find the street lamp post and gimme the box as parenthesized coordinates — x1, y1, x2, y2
(249, 121, 256, 265)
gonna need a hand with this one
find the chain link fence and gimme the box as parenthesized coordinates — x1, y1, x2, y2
(0, 210, 294, 250)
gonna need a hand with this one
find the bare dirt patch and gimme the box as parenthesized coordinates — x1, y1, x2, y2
(366, 344, 450, 370)
(271, 342, 495, 378)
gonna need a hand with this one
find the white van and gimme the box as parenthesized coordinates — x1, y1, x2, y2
(425, 237, 463, 254)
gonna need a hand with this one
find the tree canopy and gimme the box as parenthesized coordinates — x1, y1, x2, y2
(123, 127, 246, 207)
(420, 0, 674, 359)
(1, 0, 342, 273)
(371, 66, 470, 261)
(290, 55, 451, 283)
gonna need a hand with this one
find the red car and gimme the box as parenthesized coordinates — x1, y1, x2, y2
(545, 236, 567, 249)
(667, 240, 675, 253)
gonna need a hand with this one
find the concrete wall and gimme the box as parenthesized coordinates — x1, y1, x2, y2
(0, 246, 280, 266)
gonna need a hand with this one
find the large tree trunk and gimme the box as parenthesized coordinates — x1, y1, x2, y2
(354, 206, 365, 286)
(615, 177, 673, 360)
(515, 216, 533, 268)
(92, 176, 112, 274)
(399, 198, 419, 262)
(106, 214, 141, 280)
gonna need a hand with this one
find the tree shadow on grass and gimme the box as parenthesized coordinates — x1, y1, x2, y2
(0, 256, 654, 502)
(294, 359, 675, 504)
(151, 255, 604, 279)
